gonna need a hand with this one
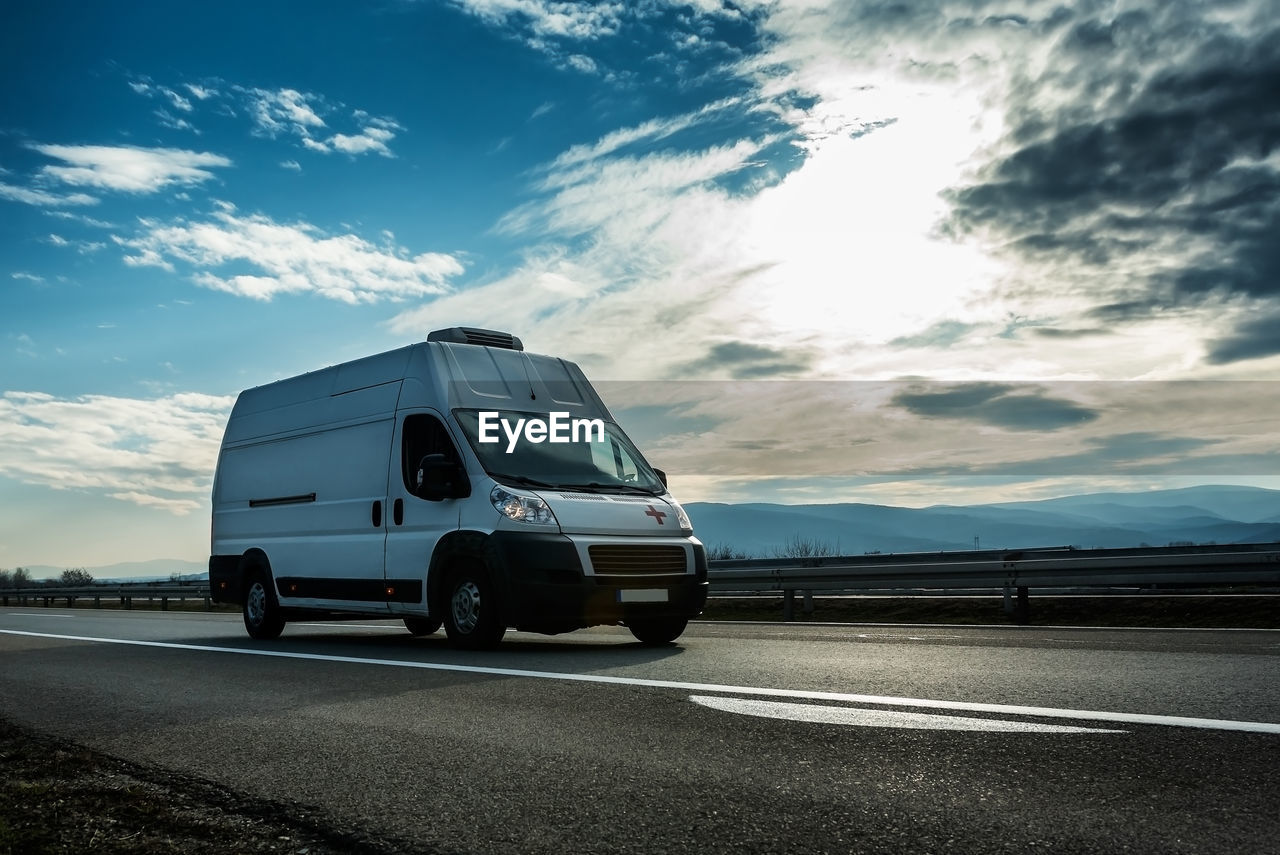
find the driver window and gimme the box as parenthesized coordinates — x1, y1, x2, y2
(401, 414, 461, 494)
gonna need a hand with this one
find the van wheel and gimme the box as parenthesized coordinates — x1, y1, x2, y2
(404, 617, 441, 636)
(243, 570, 285, 640)
(627, 617, 687, 645)
(443, 565, 505, 650)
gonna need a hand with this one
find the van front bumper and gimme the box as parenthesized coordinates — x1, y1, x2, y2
(485, 531, 708, 630)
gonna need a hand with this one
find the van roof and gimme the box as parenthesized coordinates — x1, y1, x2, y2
(224, 336, 613, 444)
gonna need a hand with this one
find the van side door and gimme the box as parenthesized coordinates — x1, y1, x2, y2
(260, 414, 394, 614)
(383, 410, 465, 615)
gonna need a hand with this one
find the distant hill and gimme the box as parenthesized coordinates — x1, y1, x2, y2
(10, 486, 1280, 573)
(687, 485, 1280, 557)
(15, 559, 207, 583)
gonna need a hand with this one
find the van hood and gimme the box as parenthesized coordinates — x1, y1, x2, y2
(535, 490, 687, 537)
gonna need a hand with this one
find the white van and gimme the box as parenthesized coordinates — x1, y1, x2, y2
(209, 327, 707, 648)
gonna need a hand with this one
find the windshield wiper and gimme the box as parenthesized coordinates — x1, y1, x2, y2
(488, 473, 557, 489)
(558, 481, 660, 496)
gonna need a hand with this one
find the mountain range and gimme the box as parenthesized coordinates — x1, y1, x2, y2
(10, 486, 1280, 577)
(686, 485, 1280, 557)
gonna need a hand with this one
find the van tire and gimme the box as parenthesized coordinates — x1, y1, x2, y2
(404, 617, 442, 636)
(243, 570, 285, 640)
(627, 617, 688, 645)
(442, 564, 505, 650)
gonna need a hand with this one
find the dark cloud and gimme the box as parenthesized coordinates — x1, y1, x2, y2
(940, 5, 1280, 355)
(1205, 311, 1280, 364)
(1029, 326, 1111, 339)
(888, 319, 980, 349)
(890, 383, 1099, 431)
(681, 340, 811, 378)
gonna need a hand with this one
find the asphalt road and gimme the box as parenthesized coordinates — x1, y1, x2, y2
(2, 608, 1278, 854)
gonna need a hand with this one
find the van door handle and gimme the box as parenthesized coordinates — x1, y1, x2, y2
(372, 500, 383, 528)
(393, 498, 404, 526)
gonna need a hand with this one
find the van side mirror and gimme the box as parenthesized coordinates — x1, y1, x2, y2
(417, 454, 461, 501)
(653, 468, 668, 489)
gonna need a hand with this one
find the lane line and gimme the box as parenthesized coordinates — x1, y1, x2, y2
(3, 628, 1279, 734)
(4, 613, 74, 618)
(693, 620, 1280, 633)
(689, 696, 1125, 733)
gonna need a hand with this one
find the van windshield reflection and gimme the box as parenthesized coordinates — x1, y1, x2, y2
(453, 409, 664, 494)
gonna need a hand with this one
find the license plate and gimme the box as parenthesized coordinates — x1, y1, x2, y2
(617, 589, 668, 603)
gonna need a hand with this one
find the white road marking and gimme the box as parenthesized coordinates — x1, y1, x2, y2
(689, 696, 1125, 733)
(3, 628, 1279, 734)
(4, 613, 74, 618)
(694, 620, 1280, 633)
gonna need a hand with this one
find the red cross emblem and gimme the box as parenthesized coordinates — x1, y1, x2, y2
(644, 504, 667, 525)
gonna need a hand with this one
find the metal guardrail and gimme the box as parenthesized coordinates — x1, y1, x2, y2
(3, 542, 1278, 622)
(706, 542, 1280, 621)
(0, 582, 212, 610)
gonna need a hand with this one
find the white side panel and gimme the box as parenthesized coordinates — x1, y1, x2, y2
(214, 417, 393, 609)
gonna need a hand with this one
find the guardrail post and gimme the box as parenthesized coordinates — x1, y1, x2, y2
(94, 595, 101, 608)
(1003, 584, 1014, 616)
(65, 596, 74, 608)
(1015, 586, 1030, 624)
(204, 596, 212, 610)
(783, 589, 795, 621)
(161, 597, 169, 611)
(802, 590, 814, 616)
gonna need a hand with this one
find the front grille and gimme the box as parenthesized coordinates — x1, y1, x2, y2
(589, 545, 687, 576)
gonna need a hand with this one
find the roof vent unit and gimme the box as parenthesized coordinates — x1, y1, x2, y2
(427, 327, 524, 351)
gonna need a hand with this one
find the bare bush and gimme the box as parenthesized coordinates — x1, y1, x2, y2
(771, 534, 840, 559)
(705, 542, 749, 560)
(60, 568, 95, 586)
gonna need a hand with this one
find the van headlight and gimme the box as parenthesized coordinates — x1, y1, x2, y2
(667, 499, 693, 534)
(490, 485, 557, 525)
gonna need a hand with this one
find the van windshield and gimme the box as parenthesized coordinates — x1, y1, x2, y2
(452, 409, 664, 494)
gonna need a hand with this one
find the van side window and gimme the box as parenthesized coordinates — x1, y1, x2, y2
(402, 414, 463, 494)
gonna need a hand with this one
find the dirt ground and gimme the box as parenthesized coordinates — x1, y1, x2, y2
(0, 722, 427, 855)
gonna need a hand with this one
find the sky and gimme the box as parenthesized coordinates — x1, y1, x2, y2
(3, 0, 1280, 570)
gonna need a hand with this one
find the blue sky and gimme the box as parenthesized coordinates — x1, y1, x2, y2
(3, 1, 1280, 569)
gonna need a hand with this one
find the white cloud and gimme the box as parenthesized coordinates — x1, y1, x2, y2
(564, 54, 597, 74)
(32, 144, 231, 194)
(453, 0, 625, 40)
(125, 77, 403, 158)
(0, 390, 233, 515)
(0, 180, 98, 207)
(546, 96, 743, 169)
(45, 211, 114, 227)
(161, 87, 193, 112)
(280, 159, 302, 171)
(11, 272, 45, 283)
(240, 88, 401, 157)
(184, 83, 217, 100)
(328, 125, 397, 157)
(119, 205, 464, 304)
(155, 109, 196, 132)
(244, 87, 327, 136)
